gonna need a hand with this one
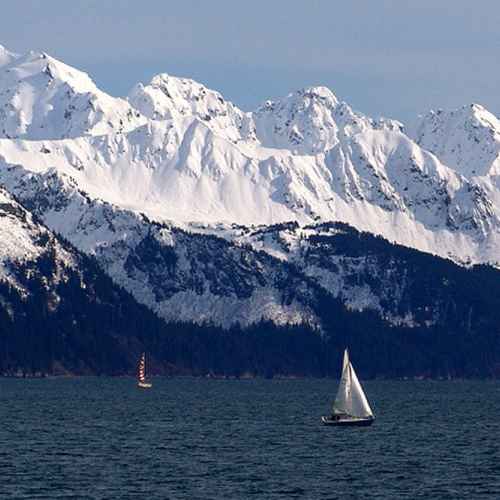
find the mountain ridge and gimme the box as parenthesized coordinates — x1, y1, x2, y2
(0, 44, 499, 341)
(0, 45, 497, 267)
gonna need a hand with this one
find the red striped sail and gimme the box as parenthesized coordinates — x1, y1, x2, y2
(138, 352, 146, 383)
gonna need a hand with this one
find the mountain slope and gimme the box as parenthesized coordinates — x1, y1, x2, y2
(232, 221, 500, 329)
(2, 162, 499, 339)
(0, 187, 173, 375)
(1, 184, 499, 378)
(0, 166, 320, 327)
(1, 161, 500, 377)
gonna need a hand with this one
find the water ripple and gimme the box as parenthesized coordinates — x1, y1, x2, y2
(1, 378, 499, 499)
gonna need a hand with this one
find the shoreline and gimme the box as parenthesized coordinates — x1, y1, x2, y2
(1, 373, 498, 381)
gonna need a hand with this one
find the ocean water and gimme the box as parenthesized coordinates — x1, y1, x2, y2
(0, 378, 499, 499)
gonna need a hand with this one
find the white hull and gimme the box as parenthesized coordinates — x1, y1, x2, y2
(137, 381, 152, 389)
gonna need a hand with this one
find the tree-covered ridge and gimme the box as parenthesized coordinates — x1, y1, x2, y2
(298, 221, 500, 332)
(1, 238, 500, 378)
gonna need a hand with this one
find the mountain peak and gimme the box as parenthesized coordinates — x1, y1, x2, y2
(298, 85, 339, 104)
(128, 72, 246, 142)
(251, 85, 360, 153)
(284, 86, 340, 109)
(0, 48, 145, 140)
(0, 44, 18, 68)
(129, 72, 234, 120)
(4, 49, 98, 93)
(467, 103, 500, 128)
(257, 85, 340, 114)
(413, 103, 500, 178)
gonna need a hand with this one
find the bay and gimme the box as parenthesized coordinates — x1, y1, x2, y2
(1, 378, 499, 499)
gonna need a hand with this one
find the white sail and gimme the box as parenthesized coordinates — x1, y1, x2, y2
(332, 349, 373, 418)
(332, 349, 351, 415)
(347, 362, 373, 417)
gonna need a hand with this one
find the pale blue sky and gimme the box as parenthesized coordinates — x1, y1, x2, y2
(2, 1, 499, 123)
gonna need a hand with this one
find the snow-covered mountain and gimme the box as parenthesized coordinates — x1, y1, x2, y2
(0, 49, 145, 140)
(0, 47, 498, 268)
(413, 104, 500, 180)
(0, 44, 499, 331)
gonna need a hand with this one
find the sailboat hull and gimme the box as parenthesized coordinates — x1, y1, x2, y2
(321, 416, 374, 427)
(137, 382, 152, 389)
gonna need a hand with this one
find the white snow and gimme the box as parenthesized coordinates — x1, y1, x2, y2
(413, 104, 500, 180)
(0, 43, 498, 278)
(0, 187, 75, 289)
(0, 45, 18, 68)
(0, 50, 146, 140)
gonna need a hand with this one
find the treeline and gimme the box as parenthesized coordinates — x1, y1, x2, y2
(1, 265, 499, 379)
(155, 314, 500, 379)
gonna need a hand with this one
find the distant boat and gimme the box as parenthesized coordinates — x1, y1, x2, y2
(137, 352, 152, 389)
(321, 349, 374, 426)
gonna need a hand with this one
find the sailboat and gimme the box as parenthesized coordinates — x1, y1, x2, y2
(321, 349, 374, 426)
(137, 352, 152, 388)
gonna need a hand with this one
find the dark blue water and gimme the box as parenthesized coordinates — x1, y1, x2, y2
(1, 378, 499, 499)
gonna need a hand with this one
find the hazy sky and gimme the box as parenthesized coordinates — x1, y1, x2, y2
(1, 1, 499, 123)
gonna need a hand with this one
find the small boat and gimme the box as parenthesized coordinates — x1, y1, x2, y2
(321, 348, 374, 426)
(137, 352, 152, 389)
